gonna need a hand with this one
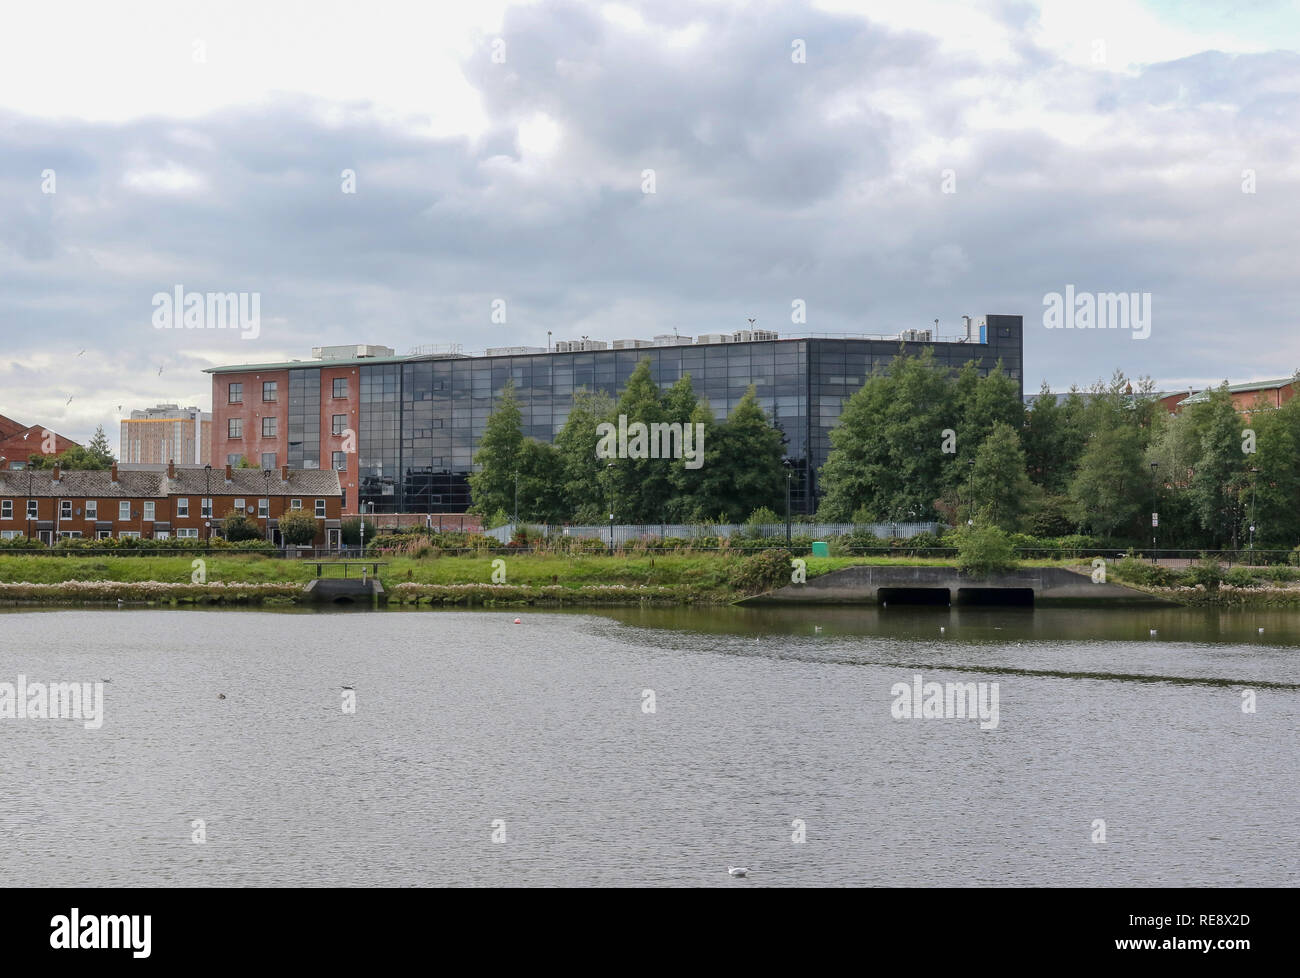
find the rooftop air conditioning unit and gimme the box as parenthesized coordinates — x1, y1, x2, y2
(653, 334, 693, 346)
(696, 333, 733, 345)
(899, 329, 932, 342)
(612, 339, 653, 349)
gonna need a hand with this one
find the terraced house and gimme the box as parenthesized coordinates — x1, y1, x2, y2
(0, 461, 343, 546)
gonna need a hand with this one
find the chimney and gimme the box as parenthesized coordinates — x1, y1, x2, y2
(110, 463, 118, 484)
(51, 464, 60, 482)
(167, 458, 176, 479)
(281, 464, 289, 482)
(225, 464, 233, 483)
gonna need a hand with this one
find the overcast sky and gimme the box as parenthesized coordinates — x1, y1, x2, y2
(3, 0, 1299, 450)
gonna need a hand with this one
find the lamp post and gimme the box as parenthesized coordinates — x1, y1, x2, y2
(27, 467, 33, 542)
(1249, 466, 1259, 559)
(513, 469, 519, 525)
(359, 501, 367, 556)
(966, 458, 975, 526)
(1150, 461, 1159, 564)
(204, 464, 213, 542)
(783, 459, 792, 545)
(606, 461, 615, 551)
(263, 469, 273, 545)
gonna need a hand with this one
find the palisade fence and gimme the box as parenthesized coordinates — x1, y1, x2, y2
(483, 521, 945, 547)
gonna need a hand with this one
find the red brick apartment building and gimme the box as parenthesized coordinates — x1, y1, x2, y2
(0, 414, 79, 467)
(0, 461, 343, 547)
(1162, 377, 1296, 417)
(208, 346, 370, 514)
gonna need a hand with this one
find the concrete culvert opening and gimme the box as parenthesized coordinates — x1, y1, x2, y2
(877, 587, 951, 606)
(332, 596, 356, 605)
(956, 587, 1034, 607)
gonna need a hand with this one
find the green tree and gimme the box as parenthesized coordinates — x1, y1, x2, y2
(605, 359, 672, 522)
(278, 507, 318, 546)
(970, 422, 1032, 531)
(468, 378, 524, 517)
(818, 350, 955, 522)
(673, 387, 784, 523)
(220, 507, 262, 542)
(515, 439, 567, 523)
(86, 425, 115, 467)
(1068, 425, 1145, 538)
(554, 388, 615, 520)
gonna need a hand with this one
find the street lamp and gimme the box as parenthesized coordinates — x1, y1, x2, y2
(966, 458, 975, 526)
(1249, 466, 1259, 558)
(606, 461, 615, 551)
(1150, 461, 1159, 564)
(783, 459, 793, 545)
(204, 464, 213, 542)
(513, 469, 519, 525)
(263, 469, 273, 544)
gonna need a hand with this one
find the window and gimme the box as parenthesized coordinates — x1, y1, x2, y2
(258, 498, 269, 517)
(27, 500, 37, 519)
(333, 377, 348, 398)
(118, 531, 141, 540)
(58, 530, 82, 540)
(177, 528, 199, 539)
(332, 414, 347, 435)
(228, 382, 243, 403)
(118, 502, 131, 520)
(227, 454, 242, 466)
(290, 498, 302, 510)
(234, 498, 246, 512)
(263, 381, 278, 402)
(60, 500, 72, 520)
(332, 452, 347, 471)
(262, 417, 277, 437)
(228, 418, 243, 438)
(95, 529, 111, 540)
(1, 530, 22, 539)
(201, 497, 212, 517)
(315, 499, 326, 518)
(143, 501, 155, 521)
(153, 531, 170, 540)
(85, 500, 96, 519)
(176, 498, 189, 517)
(261, 452, 276, 469)
(1, 500, 10, 519)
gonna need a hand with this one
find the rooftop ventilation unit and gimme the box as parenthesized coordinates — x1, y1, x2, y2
(612, 339, 653, 349)
(554, 338, 609, 353)
(898, 329, 932, 342)
(652, 334, 693, 346)
(484, 346, 547, 356)
(696, 333, 734, 345)
(312, 344, 396, 360)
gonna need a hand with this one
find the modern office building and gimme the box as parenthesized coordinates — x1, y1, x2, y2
(120, 404, 211, 465)
(205, 316, 1023, 516)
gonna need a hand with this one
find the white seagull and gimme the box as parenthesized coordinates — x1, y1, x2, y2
(728, 866, 749, 878)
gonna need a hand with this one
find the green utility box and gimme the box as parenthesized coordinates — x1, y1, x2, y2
(811, 541, 830, 557)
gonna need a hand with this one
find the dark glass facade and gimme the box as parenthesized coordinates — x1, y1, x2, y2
(287, 367, 320, 469)
(345, 315, 1022, 516)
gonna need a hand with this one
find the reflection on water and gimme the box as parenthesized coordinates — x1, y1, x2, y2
(1, 606, 1297, 887)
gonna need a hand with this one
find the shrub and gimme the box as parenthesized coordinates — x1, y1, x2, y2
(744, 507, 781, 537)
(1114, 556, 1177, 587)
(277, 508, 318, 546)
(1224, 567, 1259, 589)
(1184, 555, 1224, 589)
(340, 517, 377, 546)
(220, 508, 262, 542)
(733, 548, 793, 594)
(954, 524, 1017, 577)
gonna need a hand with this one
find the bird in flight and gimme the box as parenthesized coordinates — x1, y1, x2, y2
(66, 396, 74, 405)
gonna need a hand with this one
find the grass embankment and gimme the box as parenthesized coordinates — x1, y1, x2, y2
(0, 553, 901, 606)
(1106, 557, 1300, 607)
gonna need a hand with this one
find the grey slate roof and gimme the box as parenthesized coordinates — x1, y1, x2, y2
(0, 468, 340, 498)
(0, 469, 165, 498)
(166, 468, 341, 495)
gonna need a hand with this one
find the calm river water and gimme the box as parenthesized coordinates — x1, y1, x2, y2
(1, 605, 1297, 887)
